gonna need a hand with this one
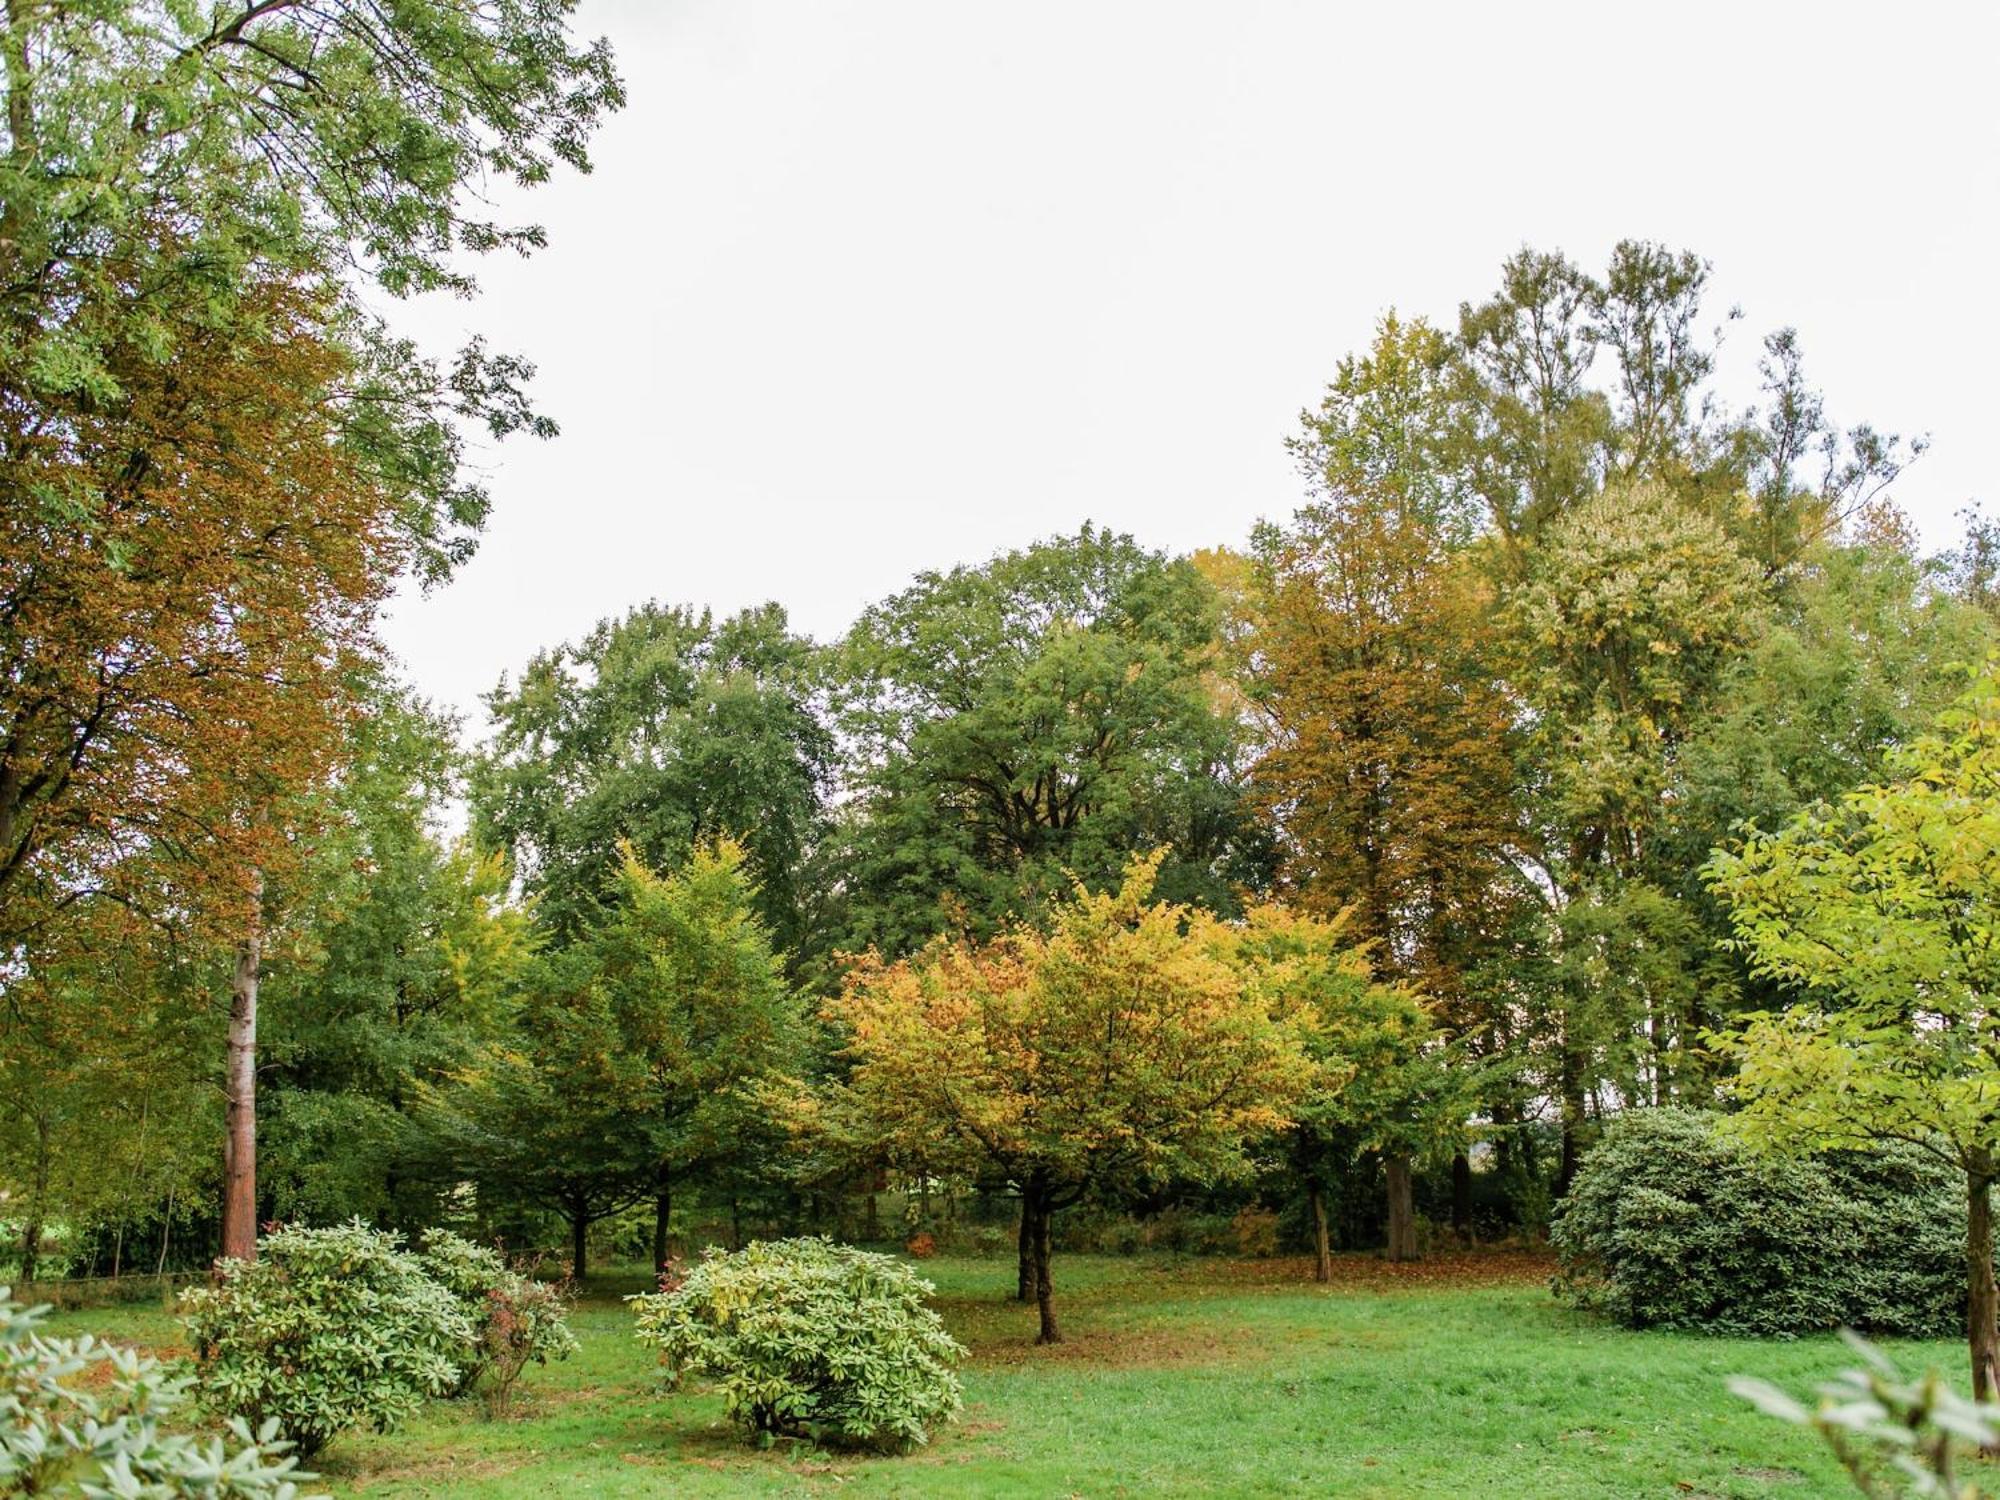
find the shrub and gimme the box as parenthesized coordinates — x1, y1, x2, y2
(1552, 1109, 1965, 1337)
(629, 1237, 964, 1449)
(180, 1221, 473, 1458)
(2, 1286, 317, 1497)
(1732, 1332, 2000, 1498)
(415, 1229, 578, 1416)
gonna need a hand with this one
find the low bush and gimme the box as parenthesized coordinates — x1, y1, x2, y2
(629, 1237, 963, 1449)
(1552, 1109, 1965, 1336)
(180, 1221, 473, 1458)
(2, 1286, 316, 1497)
(416, 1229, 578, 1415)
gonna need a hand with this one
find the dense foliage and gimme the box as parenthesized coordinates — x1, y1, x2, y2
(1552, 1111, 1965, 1337)
(2, 1288, 315, 1497)
(180, 1223, 473, 1458)
(629, 1238, 963, 1449)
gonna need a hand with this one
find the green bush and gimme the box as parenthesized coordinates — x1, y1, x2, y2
(1552, 1109, 1965, 1336)
(629, 1237, 964, 1449)
(416, 1229, 577, 1415)
(180, 1221, 473, 1458)
(2, 1286, 317, 1497)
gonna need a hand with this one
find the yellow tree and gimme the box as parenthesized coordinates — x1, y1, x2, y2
(829, 854, 1317, 1344)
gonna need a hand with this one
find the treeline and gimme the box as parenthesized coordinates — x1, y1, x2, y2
(7, 226, 1995, 1293)
(2, 9, 1996, 1317)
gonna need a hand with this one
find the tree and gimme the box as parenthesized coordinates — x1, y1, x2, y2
(1222, 903, 1457, 1274)
(828, 853, 1316, 1343)
(474, 603, 830, 954)
(0, 1, 619, 517)
(583, 842, 802, 1272)
(259, 685, 530, 1228)
(1246, 316, 1522, 1236)
(1705, 664, 2000, 1399)
(831, 527, 1259, 956)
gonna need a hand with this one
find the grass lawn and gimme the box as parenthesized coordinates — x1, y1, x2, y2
(44, 1249, 1976, 1498)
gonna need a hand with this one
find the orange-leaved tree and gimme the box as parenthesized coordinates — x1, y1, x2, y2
(0, 270, 438, 1259)
(828, 853, 1320, 1344)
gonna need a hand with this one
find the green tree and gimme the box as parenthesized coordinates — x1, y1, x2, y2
(585, 842, 802, 1272)
(260, 685, 530, 1228)
(831, 526, 1259, 955)
(474, 603, 830, 953)
(1705, 665, 2000, 1398)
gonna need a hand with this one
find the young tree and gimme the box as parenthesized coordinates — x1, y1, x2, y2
(1705, 665, 2000, 1398)
(584, 842, 802, 1272)
(829, 854, 1317, 1343)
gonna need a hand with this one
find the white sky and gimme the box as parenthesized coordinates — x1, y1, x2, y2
(382, 0, 2000, 732)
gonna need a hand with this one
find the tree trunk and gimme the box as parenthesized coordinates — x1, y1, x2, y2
(1968, 1161, 1999, 1403)
(1310, 1181, 1332, 1284)
(17, 1216, 40, 1285)
(570, 1205, 589, 1284)
(1384, 1153, 1418, 1262)
(652, 1168, 672, 1275)
(220, 882, 263, 1264)
(1451, 1151, 1473, 1241)
(1556, 1063, 1586, 1196)
(1016, 1196, 1033, 1302)
(1031, 1186, 1060, 1345)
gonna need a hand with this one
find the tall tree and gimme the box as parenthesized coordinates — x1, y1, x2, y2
(473, 603, 830, 953)
(831, 526, 1259, 955)
(1705, 664, 2000, 1398)
(828, 854, 1317, 1343)
(1247, 315, 1522, 1234)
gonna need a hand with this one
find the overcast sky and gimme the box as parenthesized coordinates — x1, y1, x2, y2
(381, 0, 2000, 732)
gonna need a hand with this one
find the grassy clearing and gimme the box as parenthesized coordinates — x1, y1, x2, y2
(44, 1250, 1978, 1498)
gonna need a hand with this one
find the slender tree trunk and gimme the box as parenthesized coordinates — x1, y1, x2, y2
(1968, 1160, 2000, 1403)
(1030, 1182, 1060, 1344)
(1016, 1195, 1033, 1302)
(155, 1183, 175, 1276)
(1451, 1152, 1473, 1242)
(1310, 1181, 1332, 1283)
(220, 879, 263, 1264)
(570, 1205, 589, 1284)
(652, 1167, 672, 1275)
(1384, 1154, 1418, 1262)
(730, 1195, 742, 1251)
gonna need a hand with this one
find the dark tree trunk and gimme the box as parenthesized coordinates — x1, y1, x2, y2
(570, 1205, 589, 1284)
(652, 1168, 672, 1275)
(221, 883, 263, 1264)
(17, 1216, 40, 1285)
(1556, 1063, 1586, 1196)
(1310, 1181, 1332, 1283)
(1030, 1183, 1060, 1345)
(1968, 1159, 1999, 1403)
(1451, 1152, 1473, 1241)
(1384, 1153, 1418, 1262)
(1016, 1196, 1033, 1302)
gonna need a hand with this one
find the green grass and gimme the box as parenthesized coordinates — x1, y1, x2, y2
(43, 1250, 1977, 1498)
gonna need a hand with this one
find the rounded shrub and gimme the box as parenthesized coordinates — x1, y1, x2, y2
(416, 1228, 578, 1415)
(180, 1221, 473, 1458)
(629, 1237, 964, 1449)
(1551, 1109, 1965, 1336)
(2, 1287, 316, 1497)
